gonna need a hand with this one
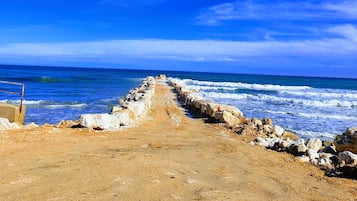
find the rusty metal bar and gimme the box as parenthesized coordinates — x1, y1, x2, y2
(0, 80, 25, 113)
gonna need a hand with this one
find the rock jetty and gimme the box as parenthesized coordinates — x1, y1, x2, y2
(169, 78, 357, 179)
(79, 76, 157, 130)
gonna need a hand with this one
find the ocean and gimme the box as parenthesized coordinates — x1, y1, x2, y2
(1, 65, 356, 140)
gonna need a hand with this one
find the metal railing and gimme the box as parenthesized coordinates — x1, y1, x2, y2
(0, 80, 25, 113)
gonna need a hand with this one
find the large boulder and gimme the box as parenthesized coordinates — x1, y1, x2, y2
(306, 138, 322, 152)
(334, 127, 357, 154)
(205, 103, 219, 117)
(281, 131, 298, 141)
(336, 151, 357, 178)
(79, 112, 130, 130)
(126, 100, 147, 119)
(215, 111, 242, 127)
(274, 125, 285, 136)
(219, 105, 243, 118)
(288, 139, 307, 156)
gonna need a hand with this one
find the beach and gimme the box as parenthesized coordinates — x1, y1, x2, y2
(0, 80, 356, 200)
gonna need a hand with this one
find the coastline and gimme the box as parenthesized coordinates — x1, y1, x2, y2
(0, 75, 356, 200)
(168, 77, 357, 178)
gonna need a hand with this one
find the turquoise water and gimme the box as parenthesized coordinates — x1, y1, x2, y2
(1, 65, 356, 139)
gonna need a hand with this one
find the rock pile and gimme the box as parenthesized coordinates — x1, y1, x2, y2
(0, 117, 22, 130)
(250, 127, 357, 178)
(0, 117, 41, 130)
(169, 78, 357, 179)
(169, 79, 244, 126)
(79, 76, 156, 130)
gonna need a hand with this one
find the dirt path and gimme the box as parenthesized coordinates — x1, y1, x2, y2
(0, 81, 356, 201)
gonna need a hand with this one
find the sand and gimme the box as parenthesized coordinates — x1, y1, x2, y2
(0, 81, 356, 201)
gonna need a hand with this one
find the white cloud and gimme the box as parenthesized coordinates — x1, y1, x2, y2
(0, 38, 356, 63)
(323, 0, 357, 18)
(327, 24, 357, 42)
(197, 0, 357, 25)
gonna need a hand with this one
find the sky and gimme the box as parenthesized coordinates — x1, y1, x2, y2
(0, 0, 356, 78)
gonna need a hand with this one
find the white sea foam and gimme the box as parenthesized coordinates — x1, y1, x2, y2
(0, 99, 44, 105)
(0, 99, 87, 109)
(289, 129, 336, 140)
(201, 92, 357, 108)
(201, 92, 252, 100)
(44, 103, 87, 109)
(170, 78, 311, 92)
(280, 90, 357, 99)
(185, 85, 236, 91)
(264, 110, 357, 121)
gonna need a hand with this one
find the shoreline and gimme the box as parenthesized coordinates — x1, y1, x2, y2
(0, 75, 356, 200)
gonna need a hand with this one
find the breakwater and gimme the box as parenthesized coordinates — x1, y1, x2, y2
(168, 78, 357, 179)
(78, 76, 157, 130)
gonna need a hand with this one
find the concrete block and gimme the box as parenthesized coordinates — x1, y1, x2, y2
(0, 103, 26, 124)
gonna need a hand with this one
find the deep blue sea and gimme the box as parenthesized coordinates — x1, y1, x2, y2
(1, 65, 356, 140)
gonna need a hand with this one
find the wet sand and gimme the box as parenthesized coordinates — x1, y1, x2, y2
(0, 81, 356, 200)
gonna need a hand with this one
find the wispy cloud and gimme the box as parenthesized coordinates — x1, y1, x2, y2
(327, 24, 357, 42)
(197, 0, 357, 25)
(0, 37, 356, 63)
(323, 0, 357, 18)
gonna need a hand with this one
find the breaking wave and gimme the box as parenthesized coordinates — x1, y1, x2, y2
(201, 92, 357, 108)
(0, 99, 87, 109)
(170, 78, 311, 92)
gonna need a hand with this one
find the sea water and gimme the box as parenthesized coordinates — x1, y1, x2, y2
(169, 73, 357, 140)
(1, 65, 356, 140)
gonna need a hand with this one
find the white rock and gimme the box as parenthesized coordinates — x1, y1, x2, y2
(319, 158, 331, 168)
(0, 118, 21, 130)
(24, 122, 39, 129)
(127, 101, 147, 119)
(79, 114, 121, 130)
(274, 125, 285, 136)
(307, 148, 320, 160)
(255, 137, 269, 147)
(307, 138, 322, 152)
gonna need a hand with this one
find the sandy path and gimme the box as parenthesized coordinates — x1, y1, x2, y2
(0, 81, 356, 201)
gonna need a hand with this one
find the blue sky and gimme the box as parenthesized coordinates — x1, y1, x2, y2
(0, 0, 356, 78)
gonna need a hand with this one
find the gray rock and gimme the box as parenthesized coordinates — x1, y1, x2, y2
(338, 151, 357, 167)
(322, 145, 337, 155)
(334, 127, 357, 154)
(288, 139, 307, 156)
